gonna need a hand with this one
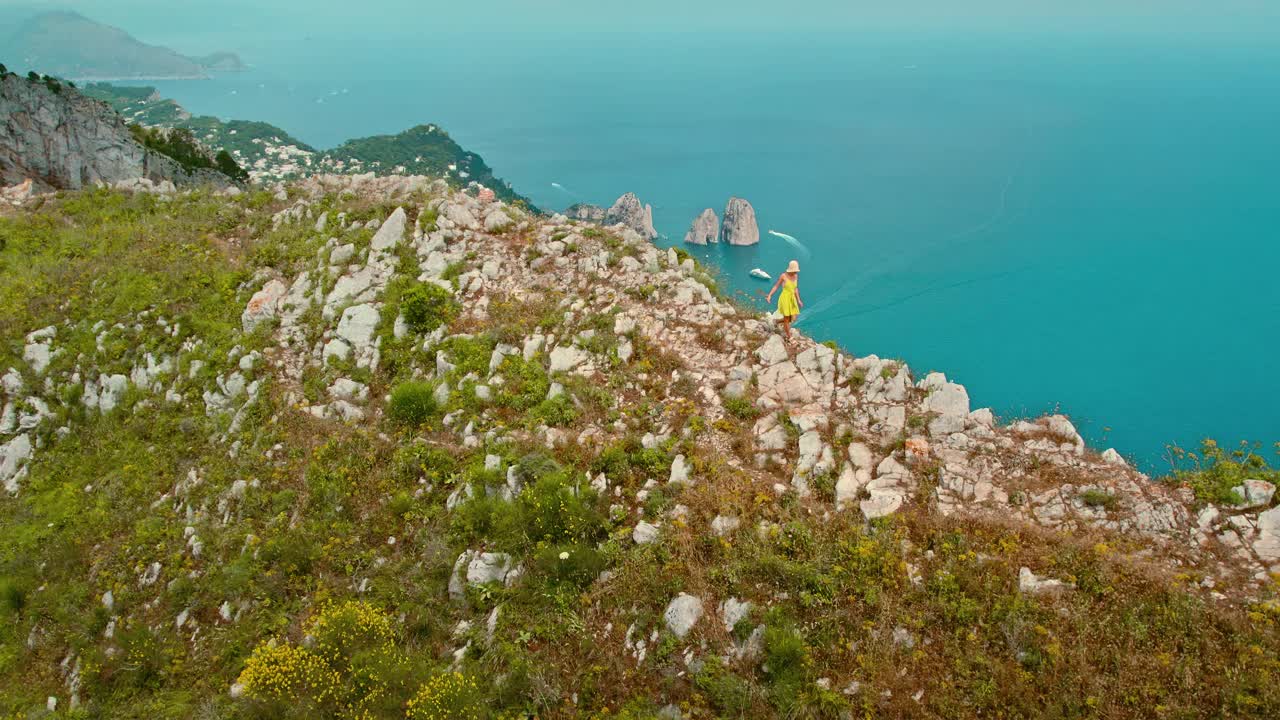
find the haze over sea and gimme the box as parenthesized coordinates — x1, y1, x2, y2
(58, 13, 1280, 468)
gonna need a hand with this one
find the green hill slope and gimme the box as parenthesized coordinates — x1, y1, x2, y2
(0, 180, 1276, 718)
(81, 83, 528, 205)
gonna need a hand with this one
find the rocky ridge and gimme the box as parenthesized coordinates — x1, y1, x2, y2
(6, 174, 1277, 585)
(2, 174, 1278, 716)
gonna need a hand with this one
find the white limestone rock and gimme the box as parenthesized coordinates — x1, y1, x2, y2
(756, 335, 789, 367)
(1234, 480, 1276, 510)
(1253, 506, 1280, 564)
(720, 598, 752, 633)
(1101, 448, 1127, 466)
(328, 378, 369, 403)
(242, 279, 287, 332)
(607, 192, 657, 240)
(861, 456, 909, 519)
(1, 433, 34, 493)
(968, 408, 995, 428)
(923, 382, 970, 436)
(336, 304, 380, 347)
(710, 515, 740, 537)
(633, 521, 660, 545)
(549, 346, 587, 374)
(1018, 567, 1073, 596)
(466, 552, 515, 586)
(330, 243, 356, 266)
(753, 414, 789, 452)
(663, 593, 704, 638)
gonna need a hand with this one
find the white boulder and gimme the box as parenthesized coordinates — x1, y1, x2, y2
(663, 593, 704, 638)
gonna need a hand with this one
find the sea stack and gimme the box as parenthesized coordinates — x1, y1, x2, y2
(565, 192, 657, 240)
(721, 197, 759, 246)
(683, 208, 719, 245)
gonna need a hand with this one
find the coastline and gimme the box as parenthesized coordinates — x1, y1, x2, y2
(67, 74, 211, 82)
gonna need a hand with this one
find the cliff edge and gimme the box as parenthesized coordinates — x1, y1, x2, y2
(0, 71, 231, 190)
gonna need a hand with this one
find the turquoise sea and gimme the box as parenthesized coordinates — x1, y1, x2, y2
(137, 32, 1280, 469)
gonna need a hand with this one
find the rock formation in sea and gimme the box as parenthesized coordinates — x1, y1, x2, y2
(0, 71, 231, 190)
(684, 208, 719, 245)
(721, 196, 760, 246)
(564, 192, 657, 240)
(564, 203, 607, 222)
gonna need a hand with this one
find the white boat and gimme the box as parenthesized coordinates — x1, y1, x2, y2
(750, 268, 771, 280)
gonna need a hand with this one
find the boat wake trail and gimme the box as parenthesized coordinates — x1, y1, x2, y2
(550, 182, 580, 200)
(768, 230, 811, 258)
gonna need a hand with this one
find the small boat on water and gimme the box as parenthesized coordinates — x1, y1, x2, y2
(749, 268, 771, 280)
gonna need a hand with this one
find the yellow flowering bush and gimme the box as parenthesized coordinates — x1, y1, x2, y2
(237, 601, 408, 719)
(406, 672, 483, 720)
(307, 600, 398, 664)
(238, 643, 341, 706)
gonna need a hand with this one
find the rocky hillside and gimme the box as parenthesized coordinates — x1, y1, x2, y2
(0, 176, 1277, 718)
(0, 70, 232, 192)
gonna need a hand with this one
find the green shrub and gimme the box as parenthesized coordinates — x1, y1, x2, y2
(1079, 488, 1119, 511)
(437, 335, 495, 379)
(0, 578, 25, 615)
(495, 354, 550, 411)
(516, 451, 563, 480)
(590, 437, 671, 485)
(723, 393, 759, 421)
(389, 381, 440, 426)
(394, 444, 458, 484)
(762, 620, 808, 690)
(130, 125, 218, 174)
(694, 657, 755, 716)
(1164, 439, 1280, 505)
(519, 473, 606, 545)
(401, 282, 459, 334)
(528, 395, 578, 428)
(451, 493, 521, 549)
(533, 543, 608, 587)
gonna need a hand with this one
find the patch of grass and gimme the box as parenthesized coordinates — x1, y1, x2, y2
(388, 381, 440, 426)
(723, 394, 759, 421)
(1079, 488, 1120, 511)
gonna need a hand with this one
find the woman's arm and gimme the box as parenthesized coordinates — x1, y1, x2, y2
(795, 281, 803, 308)
(765, 276, 784, 300)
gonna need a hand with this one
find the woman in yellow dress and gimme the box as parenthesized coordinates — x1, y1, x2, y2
(765, 260, 803, 345)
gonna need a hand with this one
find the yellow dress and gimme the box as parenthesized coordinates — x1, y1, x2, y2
(777, 278, 800, 317)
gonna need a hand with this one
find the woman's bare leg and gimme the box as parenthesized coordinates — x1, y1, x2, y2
(781, 317, 792, 342)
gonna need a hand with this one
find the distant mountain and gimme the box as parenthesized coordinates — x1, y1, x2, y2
(3, 11, 245, 80)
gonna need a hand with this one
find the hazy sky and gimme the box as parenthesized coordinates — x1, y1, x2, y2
(3, 0, 1279, 40)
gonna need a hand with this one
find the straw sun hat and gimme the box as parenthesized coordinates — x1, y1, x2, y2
(786, 260, 800, 273)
